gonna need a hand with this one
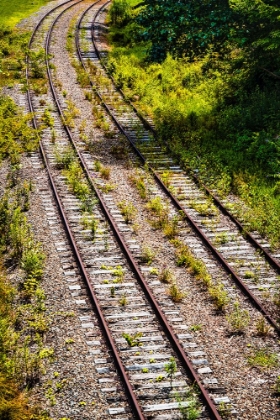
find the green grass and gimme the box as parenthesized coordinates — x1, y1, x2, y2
(0, 0, 50, 28)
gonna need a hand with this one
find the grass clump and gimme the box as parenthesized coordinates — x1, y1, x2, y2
(226, 301, 250, 333)
(118, 200, 136, 223)
(255, 317, 271, 337)
(94, 160, 111, 180)
(168, 282, 186, 302)
(158, 266, 174, 284)
(100, 166, 111, 180)
(129, 172, 147, 199)
(140, 245, 155, 265)
(247, 348, 278, 369)
(208, 282, 230, 311)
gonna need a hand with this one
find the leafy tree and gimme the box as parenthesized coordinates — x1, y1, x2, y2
(231, 0, 280, 78)
(108, 0, 131, 26)
(137, 0, 236, 61)
(137, 0, 280, 72)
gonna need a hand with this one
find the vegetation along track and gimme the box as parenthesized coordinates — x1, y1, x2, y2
(76, 0, 280, 335)
(20, 0, 280, 417)
(25, 0, 227, 418)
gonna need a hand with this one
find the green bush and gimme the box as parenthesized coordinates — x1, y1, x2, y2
(0, 95, 39, 163)
(108, 0, 131, 26)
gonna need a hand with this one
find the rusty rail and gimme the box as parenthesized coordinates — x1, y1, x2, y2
(26, 2, 145, 419)
(76, 4, 225, 420)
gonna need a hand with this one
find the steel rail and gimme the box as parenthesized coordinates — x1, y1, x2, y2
(26, 2, 145, 419)
(27, 2, 223, 419)
(90, 2, 280, 277)
(87, 1, 280, 336)
(76, 4, 225, 420)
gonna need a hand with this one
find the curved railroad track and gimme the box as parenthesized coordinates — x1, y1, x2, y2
(15, 0, 280, 417)
(90, 1, 280, 274)
(75, 0, 280, 337)
(24, 0, 229, 418)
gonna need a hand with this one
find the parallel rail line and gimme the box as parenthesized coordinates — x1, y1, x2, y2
(78, 0, 280, 335)
(91, 2, 280, 275)
(25, 0, 224, 419)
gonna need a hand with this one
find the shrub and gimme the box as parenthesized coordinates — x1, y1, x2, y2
(108, 0, 131, 26)
(62, 161, 90, 200)
(21, 246, 45, 280)
(54, 147, 75, 169)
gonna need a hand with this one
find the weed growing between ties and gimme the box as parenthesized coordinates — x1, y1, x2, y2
(130, 167, 233, 310)
(62, 160, 90, 200)
(175, 386, 202, 420)
(122, 332, 143, 347)
(106, 0, 280, 248)
(164, 357, 177, 388)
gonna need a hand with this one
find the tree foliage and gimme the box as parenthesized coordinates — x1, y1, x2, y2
(138, 0, 235, 61)
(231, 0, 280, 75)
(138, 0, 280, 69)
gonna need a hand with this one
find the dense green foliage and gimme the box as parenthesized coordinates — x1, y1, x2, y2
(138, 0, 235, 61)
(107, 0, 280, 245)
(137, 0, 280, 67)
(0, 27, 30, 86)
(0, 95, 39, 164)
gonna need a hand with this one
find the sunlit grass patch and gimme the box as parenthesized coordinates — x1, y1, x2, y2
(0, 0, 50, 28)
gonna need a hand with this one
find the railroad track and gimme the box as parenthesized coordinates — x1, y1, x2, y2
(24, 0, 230, 418)
(89, 3, 280, 270)
(74, 0, 280, 337)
